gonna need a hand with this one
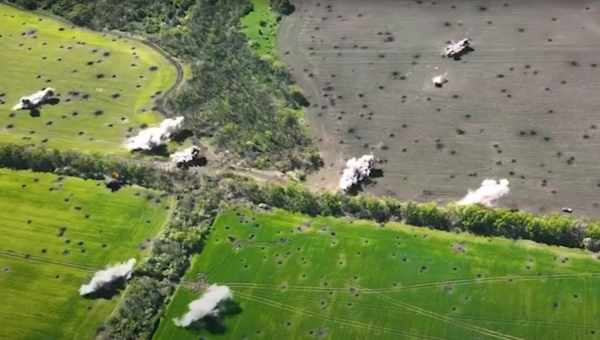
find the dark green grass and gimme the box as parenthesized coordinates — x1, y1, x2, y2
(0, 168, 172, 339)
(155, 208, 600, 339)
(0, 4, 176, 154)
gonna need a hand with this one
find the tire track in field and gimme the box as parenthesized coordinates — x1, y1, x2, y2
(227, 285, 594, 337)
(452, 315, 597, 330)
(217, 271, 600, 294)
(0, 250, 97, 272)
(374, 293, 523, 340)
(241, 287, 521, 339)
(235, 290, 446, 340)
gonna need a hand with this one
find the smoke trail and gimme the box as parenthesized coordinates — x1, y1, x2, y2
(125, 116, 184, 150)
(173, 284, 233, 327)
(339, 154, 375, 191)
(79, 258, 136, 296)
(458, 179, 510, 207)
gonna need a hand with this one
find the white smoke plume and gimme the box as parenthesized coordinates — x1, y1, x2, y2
(339, 154, 375, 191)
(458, 179, 510, 207)
(173, 284, 233, 327)
(170, 146, 199, 164)
(79, 258, 136, 296)
(125, 116, 184, 151)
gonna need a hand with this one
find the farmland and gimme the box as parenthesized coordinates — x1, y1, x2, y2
(279, 0, 600, 217)
(0, 4, 177, 155)
(155, 207, 600, 339)
(0, 168, 172, 339)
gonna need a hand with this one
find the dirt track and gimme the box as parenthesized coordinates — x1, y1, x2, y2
(279, 0, 600, 217)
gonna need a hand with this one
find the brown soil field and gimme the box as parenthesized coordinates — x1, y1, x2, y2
(279, 0, 600, 217)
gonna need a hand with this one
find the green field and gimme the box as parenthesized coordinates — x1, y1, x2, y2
(0, 4, 177, 154)
(155, 208, 600, 340)
(0, 168, 172, 339)
(241, 0, 278, 58)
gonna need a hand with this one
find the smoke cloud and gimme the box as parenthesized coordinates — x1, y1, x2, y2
(458, 179, 510, 207)
(173, 284, 233, 327)
(79, 258, 136, 296)
(125, 116, 184, 151)
(170, 146, 199, 164)
(339, 154, 375, 191)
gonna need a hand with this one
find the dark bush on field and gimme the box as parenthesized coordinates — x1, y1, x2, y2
(270, 0, 295, 15)
(237, 181, 599, 249)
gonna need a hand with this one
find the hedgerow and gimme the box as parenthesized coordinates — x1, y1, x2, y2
(238, 182, 600, 250)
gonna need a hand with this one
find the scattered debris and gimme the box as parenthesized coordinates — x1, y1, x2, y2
(125, 117, 184, 150)
(432, 73, 448, 87)
(13, 88, 56, 110)
(443, 38, 471, 58)
(79, 258, 136, 296)
(339, 154, 375, 192)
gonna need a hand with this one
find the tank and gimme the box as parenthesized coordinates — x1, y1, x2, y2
(443, 38, 471, 58)
(13, 88, 56, 110)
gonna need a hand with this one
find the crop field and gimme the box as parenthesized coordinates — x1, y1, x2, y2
(0, 4, 177, 154)
(0, 168, 172, 339)
(279, 0, 600, 217)
(155, 208, 600, 340)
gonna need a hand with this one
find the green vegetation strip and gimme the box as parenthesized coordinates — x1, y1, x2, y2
(156, 208, 600, 340)
(0, 168, 172, 339)
(0, 4, 176, 154)
(241, 0, 279, 59)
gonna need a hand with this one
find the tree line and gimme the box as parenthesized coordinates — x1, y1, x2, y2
(237, 182, 600, 251)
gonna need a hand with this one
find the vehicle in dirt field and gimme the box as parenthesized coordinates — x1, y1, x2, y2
(443, 38, 471, 58)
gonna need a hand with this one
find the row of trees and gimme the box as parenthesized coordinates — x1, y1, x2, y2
(2, 142, 594, 251)
(237, 182, 600, 250)
(100, 174, 228, 339)
(0, 144, 176, 191)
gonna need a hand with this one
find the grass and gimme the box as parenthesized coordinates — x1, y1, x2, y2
(0, 168, 173, 339)
(155, 207, 600, 339)
(241, 0, 279, 59)
(0, 4, 177, 155)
